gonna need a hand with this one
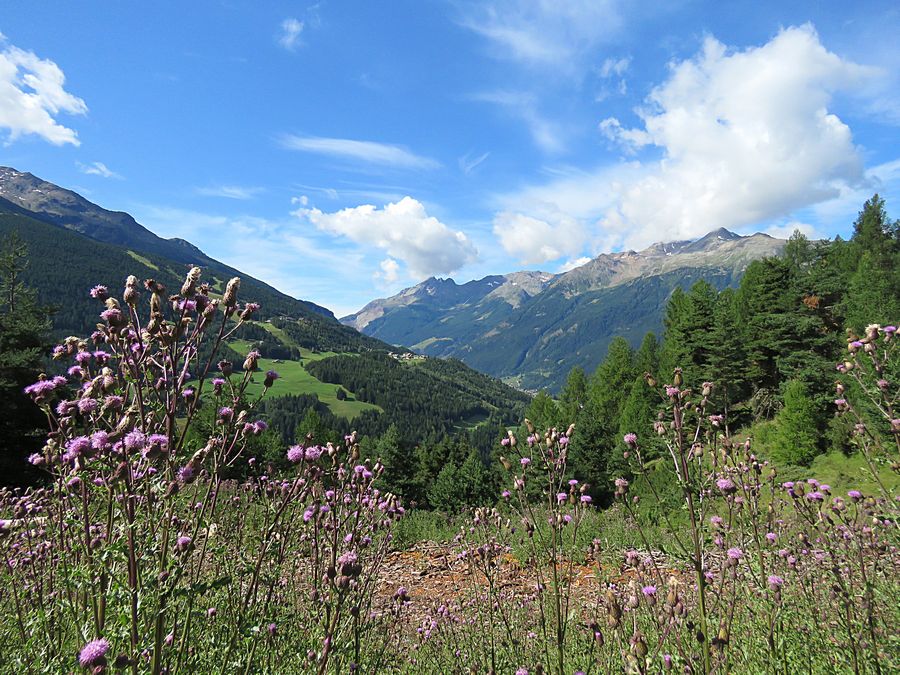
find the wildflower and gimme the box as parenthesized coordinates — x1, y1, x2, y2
(726, 547, 744, 560)
(304, 446, 323, 461)
(77, 398, 98, 414)
(287, 446, 304, 463)
(268, 623, 277, 637)
(623, 432, 638, 447)
(124, 430, 146, 452)
(89, 285, 108, 300)
(212, 377, 226, 394)
(500, 437, 511, 447)
(175, 536, 192, 553)
(805, 491, 824, 502)
(642, 585, 657, 597)
(515, 669, 528, 675)
(520, 457, 531, 466)
(501, 490, 511, 499)
(848, 490, 862, 502)
(79, 638, 110, 669)
(716, 478, 736, 494)
(580, 495, 592, 503)
(243, 350, 260, 372)
(665, 385, 679, 398)
(710, 515, 724, 527)
(766, 532, 777, 543)
(264, 370, 279, 388)
(207, 607, 217, 618)
(558, 435, 569, 447)
(218, 406, 234, 422)
(556, 492, 568, 503)
(767, 575, 784, 590)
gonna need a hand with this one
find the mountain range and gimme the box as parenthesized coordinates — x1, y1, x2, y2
(0, 166, 529, 442)
(342, 228, 786, 391)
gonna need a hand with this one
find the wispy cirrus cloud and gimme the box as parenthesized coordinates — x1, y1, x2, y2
(77, 161, 122, 179)
(458, 151, 490, 175)
(471, 90, 565, 153)
(277, 18, 304, 51)
(279, 134, 440, 170)
(195, 184, 264, 200)
(0, 40, 87, 146)
(457, 0, 625, 71)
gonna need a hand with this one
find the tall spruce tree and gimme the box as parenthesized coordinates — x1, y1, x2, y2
(570, 337, 634, 501)
(0, 232, 52, 485)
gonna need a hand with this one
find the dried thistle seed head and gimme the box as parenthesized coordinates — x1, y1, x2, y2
(223, 277, 241, 307)
(181, 266, 202, 296)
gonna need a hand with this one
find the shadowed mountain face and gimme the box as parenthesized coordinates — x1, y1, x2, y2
(343, 230, 785, 391)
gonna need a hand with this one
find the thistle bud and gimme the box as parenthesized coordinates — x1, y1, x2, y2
(181, 266, 202, 297)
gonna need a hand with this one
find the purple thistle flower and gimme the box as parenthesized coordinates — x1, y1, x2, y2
(716, 477, 736, 494)
(264, 370, 280, 388)
(580, 495, 592, 503)
(175, 536, 192, 552)
(500, 437, 510, 447)
(767, 575, 784, 590)
(124, 430, 146, 451)
(642, 585, 657, 597)
(218, 406, 234, 422)
(556, 492, 568, 503)
(726, 547, 744, 560)
(766, 532, 777, 543)
(287, 446, 304, 463)
(520, 457, 530, 466)
(79, 638, 110, 668)
(806, 491, 825, 502)
(848, 490, 862, 502)
(623, 432, 637, 446)
(77, 398, 98, 415)
(304, 446, 323, 460)
(89, 285, 109, 300)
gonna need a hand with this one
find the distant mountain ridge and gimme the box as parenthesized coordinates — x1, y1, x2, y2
(0, 166, 336, 320)
(342, 228, 785, 391)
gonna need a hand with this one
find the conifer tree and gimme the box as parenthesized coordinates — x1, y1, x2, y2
(770, 379, 820, 466)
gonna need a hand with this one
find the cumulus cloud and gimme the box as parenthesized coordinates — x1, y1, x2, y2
(195, 184, 263, 200)
(294, 196, 477, 278)
(458, 0, 623, 69)
(493, 210, 587, 264)
(77, 161, 121, 179)
(377, 258, 400, 283)
(598, 25, 873, 249)
(0, 43, 87, 145)
(557, 256, 592, 273)
(763, 221, 823, 241)
(280, 134, 440, 170)
(278, 18, 304, 50)
(496, 25, 877, 257)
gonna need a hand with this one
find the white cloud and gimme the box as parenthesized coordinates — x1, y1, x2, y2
(195, 185, 263, 200)
(472, 90, 565, 153)
(557, 256, 592, 273)
(459, 151, 490, 175)
(278, 18, 304, 50)
(376, 257, 400, 283)
(496, 25, 878, 255)
(492, 210, 587, 264)
(458, 0, 623, 70)
(294, 196, 477, 277)
(598, 25, 873, 249)
(0, 43, 87, 146)
(280, 134, 440, 170)
(762, 221, 822, 240)
(77, 161, 122, 179)
(598, 56, 630, 78)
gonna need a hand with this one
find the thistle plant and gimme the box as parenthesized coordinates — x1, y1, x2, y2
(0, 269, 404, 673)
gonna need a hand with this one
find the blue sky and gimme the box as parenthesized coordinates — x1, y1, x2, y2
(1, 1, 899, 316)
